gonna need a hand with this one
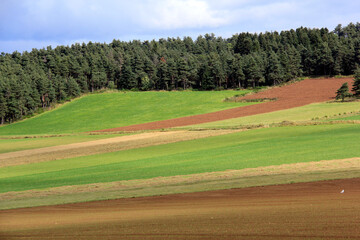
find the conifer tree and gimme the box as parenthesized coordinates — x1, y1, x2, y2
(352, 67, 360, 97)
(177, 57, 189, 90)
(0, 85, 7, 124)
(267, 51, 283, 85)
(336, 82, 350, 102)
(66, 77, 81, 97)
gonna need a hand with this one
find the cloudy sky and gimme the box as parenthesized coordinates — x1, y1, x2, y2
(1, 0, 359, 53)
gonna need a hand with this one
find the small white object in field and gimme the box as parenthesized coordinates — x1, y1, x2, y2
(340, 190, 344, 193)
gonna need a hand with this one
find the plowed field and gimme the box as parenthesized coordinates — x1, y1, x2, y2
(96, 78, 353, 132)
(1, 178, 359, 240)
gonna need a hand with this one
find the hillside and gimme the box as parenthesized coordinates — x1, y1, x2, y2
(96, 77, 353, 131)
(1, 77, 360, 240)
(0, 77, 359, 206)
(0, 90, 253, 135)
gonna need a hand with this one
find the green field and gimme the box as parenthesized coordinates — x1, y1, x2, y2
(0, 90, 254, 135)
(1, 89, 359, 209)
(184, 101, 360, 129)
(1, 124, 358, 193)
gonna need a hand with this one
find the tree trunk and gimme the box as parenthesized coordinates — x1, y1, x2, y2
(171, 76, 175, 89)
(42, 95, 45, 108)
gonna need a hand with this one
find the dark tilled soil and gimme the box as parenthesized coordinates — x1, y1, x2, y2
(1, 178, 360, 240)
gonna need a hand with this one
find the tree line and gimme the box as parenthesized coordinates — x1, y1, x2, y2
(1, 22, 360, 124)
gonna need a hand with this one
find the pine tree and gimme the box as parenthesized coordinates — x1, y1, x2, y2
(53, 75, 67, 101)
(199, 63, 214, 90)
(235, 33, 253, 55)
(157, 60, 169, 90)
(336, 82, 350, 102)
(209, 53, 225, 89)
(352, 68, 360, 97)
(232, 55, 245, 89)
(66, 77, 81, 97)
(119, 62, 136, 90)
(167, 58, 177, 90)
(0, 85, 7, 124)
(244, 55, 264, 88)
(266, 51, 283, 85)
(177, 57, 189, 90)
(317, 42, 334, 75)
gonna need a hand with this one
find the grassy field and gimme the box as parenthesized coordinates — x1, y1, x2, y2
(1, 89, 359, 210)
(184, 101, 360, 129)
(1, 124, 359, 193)
(0, 90, 254, 135)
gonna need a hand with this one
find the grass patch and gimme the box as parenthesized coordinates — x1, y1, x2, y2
(330, 114, 360, 121)
(0, 130, 238, 167)
(1, 124, 359, 193)
(0, 90, 254, 135)
(0, 134, 127, 154)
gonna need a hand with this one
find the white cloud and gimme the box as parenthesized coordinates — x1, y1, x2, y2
(136, 0, 229, 30)
(1, 0, 359, 53)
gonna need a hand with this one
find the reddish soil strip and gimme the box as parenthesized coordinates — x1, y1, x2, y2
(95, 78, 353, 132)
(1, 178, 360, 240)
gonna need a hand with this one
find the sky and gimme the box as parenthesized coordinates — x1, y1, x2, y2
(0, 0, 359, 53)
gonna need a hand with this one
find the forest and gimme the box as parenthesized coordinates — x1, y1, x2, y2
(0, 22, 360, 124)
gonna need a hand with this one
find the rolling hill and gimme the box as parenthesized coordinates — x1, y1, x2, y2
(0, 90, 253, 135)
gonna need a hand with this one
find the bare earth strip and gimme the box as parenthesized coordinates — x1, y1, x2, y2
(1, 157, 359, 210)
(95, 78, 353, 132)
(0, 129, 240, 167)
(1, 177, 360, 240)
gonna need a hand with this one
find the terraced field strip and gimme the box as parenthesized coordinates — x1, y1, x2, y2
(0, 133, 128, 154)
(186, 101, 360, 129)
(96, 77, 353, 132)
(1, 157, 359, 210)
(1, 124, 359, 194)
(0, 129, 239, 167)
(1, 178, 360, 240)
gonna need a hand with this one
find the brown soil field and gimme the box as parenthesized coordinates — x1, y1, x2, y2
(0, 129, 239, 167)
(1, 178, 360, 240)
(95, 77, 353, 132)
